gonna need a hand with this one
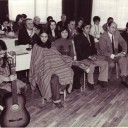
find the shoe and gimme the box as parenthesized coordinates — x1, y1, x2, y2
(98, 81, 107, 88)
(121, 81, 128, 88)
(87, 82, 94, 90)
(54, 102, 64, 109)
(121, 76, 128, 88)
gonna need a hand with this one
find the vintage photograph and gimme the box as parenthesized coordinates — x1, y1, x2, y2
(0, 0, 128, 127)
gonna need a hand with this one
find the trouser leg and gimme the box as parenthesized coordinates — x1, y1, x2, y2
(72, 66, 84, 89)
(95, 60, 108, 82)
(50, 74, 61, 103)
(87, 64, 95, 84)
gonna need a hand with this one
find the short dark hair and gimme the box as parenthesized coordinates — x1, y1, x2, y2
(107, 17, 113, 22)
(82, 22, 91, 29)
(59, 26, 70, 39)
(47, 16, 53, 22)
(1, 17, 10, 24)
(93, 16, 100, 22)
(25, 18, 32, 25)
(22, 14, 27, 19)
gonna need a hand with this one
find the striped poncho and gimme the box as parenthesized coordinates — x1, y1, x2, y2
(29, 44, 74, 100)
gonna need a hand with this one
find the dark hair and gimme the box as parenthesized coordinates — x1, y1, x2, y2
(107, 17, 113, 22)
(126, 22, 128, 28)
(76, 17, 84, 27)
(22, 14, 27, 19)
(107, 21, 116, 27)
(0, 40, 7, 51)
(93, 16, 100, 22)
(82, 22, 91, 29)
(24, 18, 32, 26)
(59, 26, 70, 39)
(37, 30, 51, 49)
(67, 19, 75, 25)
(47, 16, 53, 22)
(0, 40, 7, 68)
(47, 20, 58, 38)
(1, 17, 10, 24)
(15, 14, 23, 23)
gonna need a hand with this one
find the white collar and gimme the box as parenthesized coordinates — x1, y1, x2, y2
(108, 31, 113, 38)
(2, 25, 7, 30)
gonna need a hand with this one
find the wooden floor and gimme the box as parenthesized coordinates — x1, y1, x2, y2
(24, 72, 128, 127)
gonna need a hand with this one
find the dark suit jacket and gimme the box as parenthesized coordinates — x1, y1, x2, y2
(99, 31, 127, 57)
(74, 33, 97, 61)
(18, 27, 38, 45)
(56, 21, 68, 30)
(0, 25, 11, 32)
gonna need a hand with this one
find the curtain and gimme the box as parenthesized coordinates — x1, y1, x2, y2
(8, 0, 62, 22)
(62, 0, 93, 23)
(0, 0, 8, 24)
(91, 0, 128, 28)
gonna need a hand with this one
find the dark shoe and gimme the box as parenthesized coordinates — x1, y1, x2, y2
(121, 76, 128, 88)
(98, 81, 107, 88)
(54, 102, 64, 109)
(121, 81, 128, 88)
(87, 82, 94, 90)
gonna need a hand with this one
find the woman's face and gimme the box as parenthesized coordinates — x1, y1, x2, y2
(50, 22, 56, 30)
(40, 33, 48, 44)
(0, 50, 6, 58)
(78, 20, 83, 27)
(18, 18, 23, 24)
(61, 30, 68, 39)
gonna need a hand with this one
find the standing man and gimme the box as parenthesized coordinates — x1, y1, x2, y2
(99, 21, 128, 87)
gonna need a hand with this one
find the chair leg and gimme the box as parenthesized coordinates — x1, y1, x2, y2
(116, 63, 120, 78)
(81, 72, 86, 92)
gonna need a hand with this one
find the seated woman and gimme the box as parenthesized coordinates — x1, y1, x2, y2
(12, 14, 23, 36)
(0, 40, 26, 110)
(47, 20, 59, 43)
(29, 30, 74, 108)
(52, 27, 90, 90)
(0, 17, 11, 36)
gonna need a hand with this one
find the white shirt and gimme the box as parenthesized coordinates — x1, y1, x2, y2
(27, 29, 33, 37)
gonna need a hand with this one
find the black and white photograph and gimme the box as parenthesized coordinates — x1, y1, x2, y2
(0, 0, 128, 127)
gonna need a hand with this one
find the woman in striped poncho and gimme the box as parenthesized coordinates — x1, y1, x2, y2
(29, 30, 75, 108)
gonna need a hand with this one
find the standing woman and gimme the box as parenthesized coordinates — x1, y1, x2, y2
(47, 20, 59, 43)
(29, 30, 74, 108)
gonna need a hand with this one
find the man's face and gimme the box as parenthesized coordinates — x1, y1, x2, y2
(83, 25, 91, 34)
(61, 15, 66, 22)
(3, 21, 9, 28)
(26, 20, 34, 30)
(35, 18, 40, 25)
(68, 21, 75, 30)
(108, 22, 117, 35)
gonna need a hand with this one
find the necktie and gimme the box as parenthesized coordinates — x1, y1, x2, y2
(112, 35, 115, 54)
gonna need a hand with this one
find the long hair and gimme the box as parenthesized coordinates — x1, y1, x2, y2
(47, 20, 58, 37)
(0, 40, 7, 68)
(36, 30, 51, 49)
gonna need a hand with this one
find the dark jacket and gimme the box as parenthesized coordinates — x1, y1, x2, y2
(0, 25, 11, 33)
(74, 33, 97, 61)
(18, 27, 38, 45)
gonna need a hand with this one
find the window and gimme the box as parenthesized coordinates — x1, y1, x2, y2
(91, 0, 128, 28)
(9, 0, 62, 22)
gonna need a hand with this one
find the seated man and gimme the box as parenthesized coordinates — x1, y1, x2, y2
(74, 23, 108, 90)
(0, 17, 11, 35)
(99, 21, 128, 87)
(18, 18, 38, 46)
